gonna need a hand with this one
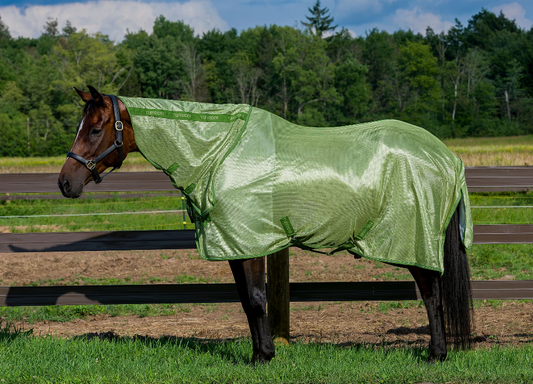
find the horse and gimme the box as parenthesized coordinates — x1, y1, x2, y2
(58, 86, 473, 363)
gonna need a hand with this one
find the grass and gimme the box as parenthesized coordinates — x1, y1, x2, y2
(442, 135, 533, 166)
(0, 194, 193, 232)
(0, 323, 532, 383)
(0, 304, 194, 323)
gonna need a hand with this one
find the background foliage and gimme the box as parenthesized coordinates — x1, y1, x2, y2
(2, 8, 533, 156)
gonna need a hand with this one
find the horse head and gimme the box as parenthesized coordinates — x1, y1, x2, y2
(58, 86, 137, 198)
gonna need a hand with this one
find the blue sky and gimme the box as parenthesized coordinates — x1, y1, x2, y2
(1, 0, 532, 42)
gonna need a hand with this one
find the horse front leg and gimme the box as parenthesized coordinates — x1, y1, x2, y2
(409, 266, 447, 362)
(229, 256, 275, 363)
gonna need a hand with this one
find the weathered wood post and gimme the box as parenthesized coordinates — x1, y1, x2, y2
(267, 247, 290, 346)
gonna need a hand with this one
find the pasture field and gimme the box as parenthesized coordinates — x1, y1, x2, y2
(0, 324, 532, 383)
(443, 135, 533, 167)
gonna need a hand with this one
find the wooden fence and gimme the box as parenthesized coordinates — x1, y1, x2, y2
(2, 168, 533, 342)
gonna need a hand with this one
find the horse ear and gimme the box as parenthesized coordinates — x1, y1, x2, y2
(87, 85, 104, 104)
(74, 87, 92, 103)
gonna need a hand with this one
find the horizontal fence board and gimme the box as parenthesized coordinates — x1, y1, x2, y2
(465, 166, 533, 192)
(0, 230, 196, 253)
(473, 224, 533, 244)
(1, 280, 531, 306)
(3, 167, 533, 196)
(0, 192, 181, 201)
(0, 172, 173, 194)
(2, 225, 533, 253)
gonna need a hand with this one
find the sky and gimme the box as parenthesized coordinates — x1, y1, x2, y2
(0, 0, 532, 42)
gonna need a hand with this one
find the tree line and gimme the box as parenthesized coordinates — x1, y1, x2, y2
(1, 7, 533, 157)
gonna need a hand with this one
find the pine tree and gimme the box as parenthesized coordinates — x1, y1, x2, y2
(301, 0, 338, 38)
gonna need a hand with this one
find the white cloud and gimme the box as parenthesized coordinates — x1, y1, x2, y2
(0, 0, 228, 42)
(392, 6, 454, 35)
(492, 2, 533, 30)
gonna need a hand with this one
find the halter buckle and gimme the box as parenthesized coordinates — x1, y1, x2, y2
(86, 160, 96, 170)
(115, 121, 124, 131)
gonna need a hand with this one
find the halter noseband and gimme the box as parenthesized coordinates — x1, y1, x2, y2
(67, 95, 124, 184)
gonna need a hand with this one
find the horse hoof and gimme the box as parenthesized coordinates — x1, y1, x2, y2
(252, 351, 275, 365)
(427, 353, 447, 363)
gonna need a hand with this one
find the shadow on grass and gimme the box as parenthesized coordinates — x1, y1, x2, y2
(73, 331, 254, 365)
(70, 330, 435, 364)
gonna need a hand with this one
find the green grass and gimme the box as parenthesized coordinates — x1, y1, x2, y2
(2, 191, 532, 232)
(0, 324, 532, 383)
(0, 304, 194, 323)
(470, 192, 533, 224)
(0, 194, 193, 232)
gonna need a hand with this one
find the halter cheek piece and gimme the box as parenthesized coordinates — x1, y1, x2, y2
(66, 95, 123, 184)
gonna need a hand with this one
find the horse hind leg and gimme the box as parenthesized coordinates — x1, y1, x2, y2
(409, 266, 447, 362)
(229, 256, 275, 363)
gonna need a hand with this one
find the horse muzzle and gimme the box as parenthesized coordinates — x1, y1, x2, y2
(57, 175, 84, 198)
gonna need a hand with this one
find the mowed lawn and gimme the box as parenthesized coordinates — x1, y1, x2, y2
(0, 326, 532, 383)
(1, 135, 533, 383)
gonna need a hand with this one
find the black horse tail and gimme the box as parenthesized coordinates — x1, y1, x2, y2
(442, 204, 473, 349)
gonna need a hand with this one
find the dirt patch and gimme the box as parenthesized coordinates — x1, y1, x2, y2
(17, 302, 533, 349)
(0, 248, 410, 286)
(1, 248, 532, 349)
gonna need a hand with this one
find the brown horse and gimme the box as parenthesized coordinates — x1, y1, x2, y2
(58, 86, 473, 363)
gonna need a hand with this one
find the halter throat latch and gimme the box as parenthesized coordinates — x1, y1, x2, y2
(67, 94, 124, 184)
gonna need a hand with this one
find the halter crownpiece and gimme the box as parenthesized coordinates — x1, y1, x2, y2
(67, 94, 124, 184)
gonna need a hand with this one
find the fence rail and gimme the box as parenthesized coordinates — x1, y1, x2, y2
(1, 280, 532, 307)
(2, 167, 533, 197)
(2, 225, 533, 254)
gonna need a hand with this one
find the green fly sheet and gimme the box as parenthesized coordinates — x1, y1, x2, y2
(119, 97, 473, 273)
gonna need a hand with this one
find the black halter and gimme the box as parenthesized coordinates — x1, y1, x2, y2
(67, 95, 124, 184)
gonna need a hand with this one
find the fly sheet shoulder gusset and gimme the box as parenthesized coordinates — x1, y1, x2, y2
(119, 96, 473, 273)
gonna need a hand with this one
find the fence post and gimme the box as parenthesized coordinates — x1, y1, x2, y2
(267, 247, 290, 346)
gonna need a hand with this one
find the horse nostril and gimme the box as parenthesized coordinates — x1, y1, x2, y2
(62, 179, 71, 192)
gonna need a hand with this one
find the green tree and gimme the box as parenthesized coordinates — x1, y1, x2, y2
(152, 16, 195, 44)
(301, 0, 337, 38)
(227, 51, 262, 105)
(180, 43, 209, 102)
(132, 34, 183, 98)
(334, 57, 371, 122)
(51, 30, 125, 95)
(0, 82, 29, 156)
(362, 29, 395, 113)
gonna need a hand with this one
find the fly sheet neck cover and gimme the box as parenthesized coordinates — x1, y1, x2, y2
(119, 96, 472, 273)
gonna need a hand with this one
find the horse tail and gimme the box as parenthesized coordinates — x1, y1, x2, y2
(442, 204, 473, 349)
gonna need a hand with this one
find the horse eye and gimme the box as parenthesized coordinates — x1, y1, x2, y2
(90, 128, 102, 137)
